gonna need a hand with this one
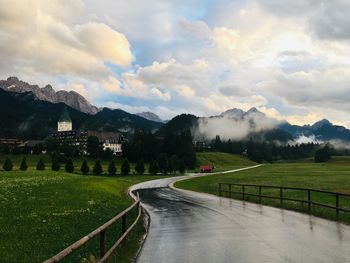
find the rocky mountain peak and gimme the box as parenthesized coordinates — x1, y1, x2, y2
(312, 119, 332, 130)
(0, 77, 99, 115)
(220, 108, 245, 119)
(136, 111, 163, 123)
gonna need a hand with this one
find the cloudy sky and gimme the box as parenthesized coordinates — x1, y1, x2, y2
(1, 0, 350, 126)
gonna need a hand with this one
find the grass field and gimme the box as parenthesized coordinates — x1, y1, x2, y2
(195, 152, 256, 172)
(0, 169, 164, 263)
(176, 156, 350, 223)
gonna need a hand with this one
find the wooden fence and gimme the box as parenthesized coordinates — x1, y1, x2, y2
(219, 183, 350, 220)
(44, 194, 143, 263)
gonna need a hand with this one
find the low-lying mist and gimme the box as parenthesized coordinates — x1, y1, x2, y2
(195, 113, 279, 141)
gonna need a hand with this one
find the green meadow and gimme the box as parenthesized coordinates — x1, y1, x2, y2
(0, 154, 164, 263)
(177, 154, 350, 223)
(195, 152, 256, 172)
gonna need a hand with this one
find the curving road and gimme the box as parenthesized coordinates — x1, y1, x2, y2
(131, 167, 350, 263)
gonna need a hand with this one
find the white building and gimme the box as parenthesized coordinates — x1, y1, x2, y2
(103, 140, 123, 155)
(57, 106, 72, 132)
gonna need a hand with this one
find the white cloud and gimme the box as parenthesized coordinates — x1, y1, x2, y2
(1, 0, 350, 128)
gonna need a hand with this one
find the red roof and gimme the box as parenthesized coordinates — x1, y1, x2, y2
(200, 165, 214, 170)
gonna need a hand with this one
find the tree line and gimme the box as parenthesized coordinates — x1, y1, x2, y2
(200, 135, 336, 163)
(122, 129, 196, 172)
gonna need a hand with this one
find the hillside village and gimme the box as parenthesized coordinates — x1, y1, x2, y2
(0, 105, 124, 156)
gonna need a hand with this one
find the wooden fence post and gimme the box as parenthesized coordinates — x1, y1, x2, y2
(242, 185, 245, 200)
(259, 186, 262, 203)
(336, 193, 339, 220)
(307, 189, 311, 212)
(122, 214, 126, 234)
(229, 184, 232, 198)
(99, 230, 106, 258)
(280, 187, 283, 207)
(219, 183, 222, 196)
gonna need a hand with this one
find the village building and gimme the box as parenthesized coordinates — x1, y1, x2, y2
(51, 105, 123, 155)
(18, 140, 45, 154)
(87, 130, 124, 155)
(199, 164, 215, 173)
(57, 106, 73, 132)
(51, 106, 87, 153)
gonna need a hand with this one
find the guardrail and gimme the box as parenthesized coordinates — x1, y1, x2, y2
(44, 194, 142, 263)
(218, 183, 350, 220)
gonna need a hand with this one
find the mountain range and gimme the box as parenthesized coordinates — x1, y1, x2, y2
(0, 88, 162, 139)
(0, 77, 99, 114)
(1, 76, 350, 143)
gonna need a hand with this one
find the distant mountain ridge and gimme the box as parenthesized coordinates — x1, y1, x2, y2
(136, 111, 163, 123)
(159, 107, 350, 143)
(0, 77, 99, 114)
(0, 88, 163, 139)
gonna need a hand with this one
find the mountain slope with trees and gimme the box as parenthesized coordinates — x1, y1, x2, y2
(0, 89, 163, 139)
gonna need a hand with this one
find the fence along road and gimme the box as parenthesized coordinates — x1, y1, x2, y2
(132, 166, 350, 263)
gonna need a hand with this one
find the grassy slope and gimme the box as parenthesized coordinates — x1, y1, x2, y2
(195, 152, 256, 172)
(176, 156, 350, 222)
(0, 169, 163, 263)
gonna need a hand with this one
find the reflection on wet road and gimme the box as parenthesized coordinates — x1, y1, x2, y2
(136, 186, 350, 263)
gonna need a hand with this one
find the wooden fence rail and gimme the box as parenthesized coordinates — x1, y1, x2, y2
(218, 183, 350, 220)
(44, 194, 142, 263)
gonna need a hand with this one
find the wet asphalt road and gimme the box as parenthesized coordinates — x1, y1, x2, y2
(132, 174, 350, 263)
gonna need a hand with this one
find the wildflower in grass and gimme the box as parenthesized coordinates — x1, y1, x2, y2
(3, 157, 13, 171)
(36, 159, 45, 171)
(108, 160, 117, 176)
(20, 156, 28, 171)
(93, 160, 103, 175)
(81, 160, 89, 175)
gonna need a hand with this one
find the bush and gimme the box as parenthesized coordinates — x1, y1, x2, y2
(177, 159, 186, 174)
(3, 157, 13, 171)
(148, 161, 159, 175)
(158, 153, 168, 174)
(315, 145, 331, 163)
(19, 157, 28, 171)
(108, 161, 117, 176)
(93, 160, 103, 175)
(36, 159, 45, 170)
(121, 159, 130, 175)
(51, 158, 61, 171)
(65, 159, 74, 173)
(135, 159, 145, 175)
(80, 160, 90, 175)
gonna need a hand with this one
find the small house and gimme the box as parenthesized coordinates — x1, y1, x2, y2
(200, 164, 214, 173)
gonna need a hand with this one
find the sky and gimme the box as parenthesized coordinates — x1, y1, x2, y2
(1, 0, 350, 126)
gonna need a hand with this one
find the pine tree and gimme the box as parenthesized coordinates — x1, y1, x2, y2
(108, 160, 117, 176)
(80, 160, 90, 175)
(51, 158, 61, 171)
(177, 159, 186, 174)
(93, 160, 103, 175)
(315, 145, 331, 163)
(3, 157, 13, 171)
(65, 159, 74, 173)
(135, 159, 145, 175)
(19, 156, 28, 171)
(158, 153, 168, 174)
(36, 159, 45, 171)
(121, 159, 130, 175)
(148, 161, 159, 175)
